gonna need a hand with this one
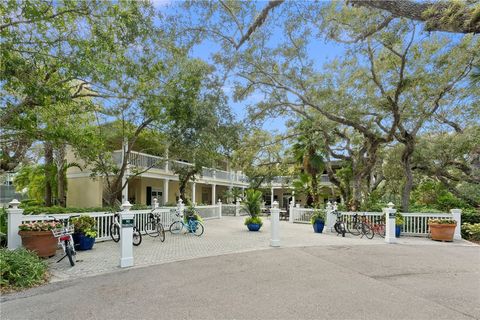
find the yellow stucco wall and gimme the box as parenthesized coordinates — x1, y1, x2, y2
(66, 177, 103, 208)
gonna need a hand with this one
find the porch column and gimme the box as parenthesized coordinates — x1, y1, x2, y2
(121, 137, 129, 203)
(163, 179, 169, 205)
(271, 187, 274, 206)
(192, 182, 196, 205)
(212, 184, 216, 205)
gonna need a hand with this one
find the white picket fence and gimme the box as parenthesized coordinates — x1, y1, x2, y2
(18, 204, 221, 242)
(222, 204, 237, 216)
(290, 207, 460, 237)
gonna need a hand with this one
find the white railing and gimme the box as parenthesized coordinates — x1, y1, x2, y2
(195, 205, 221, 220)
(290, 207, 456, 237)
(291, 207, 315, 224)
(221, 204, 237, 216)
(18, 205, 222, 242)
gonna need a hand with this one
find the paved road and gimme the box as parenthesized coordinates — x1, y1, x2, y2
(2, 244, 479, 320)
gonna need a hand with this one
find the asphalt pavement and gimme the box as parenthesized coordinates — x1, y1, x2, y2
(1, 243, 479, 320)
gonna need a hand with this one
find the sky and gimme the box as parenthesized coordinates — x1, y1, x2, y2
(155, 1, 347, 134)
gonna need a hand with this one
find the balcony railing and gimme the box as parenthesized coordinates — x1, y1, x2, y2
(112, 150, 248, 183)
(271, 175, 330, 185)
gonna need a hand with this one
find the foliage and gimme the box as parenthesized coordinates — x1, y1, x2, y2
(310, 209, 326, 224)
(18, 221, 61, 232)
(0, 248, 48, 291)
(428, 219, 457, 225)
(22, 206, 108, 215)
(244, 216, 263, 226)
(395, 213, 405, 226)
(184, 206, 203, 223)
(131, 204, 150, 210)
(242, 189, 263, 218)
(84, 230, 97, 239)
(72, 215, 96, 234)
(461, 223, 480, 241)
(462, 209, 480, 225)
(223, 187, 244, 203)
(0, 208, 7, 246)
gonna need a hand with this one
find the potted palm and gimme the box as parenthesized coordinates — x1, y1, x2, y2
(72, 215, 97, 250)
(310, 209, 326, 233)
(18, 221, 62, 257)
(243, 189, 263, 231)
(428, 218, 457, 241)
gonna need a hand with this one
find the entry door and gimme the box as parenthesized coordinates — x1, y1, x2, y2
(151, 190, 163, 206)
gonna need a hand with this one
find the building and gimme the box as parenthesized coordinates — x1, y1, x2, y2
(66, 149, 249, 207)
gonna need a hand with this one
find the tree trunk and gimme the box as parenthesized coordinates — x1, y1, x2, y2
(44, 142, 54, 207)
(401, 140, 415, 212)
(54, 145, 67, 207)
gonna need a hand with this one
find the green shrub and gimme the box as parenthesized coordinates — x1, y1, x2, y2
(72, 215, 96, 234)
(244, 216, 263, 226)
(310, 209, 326, 224)
(395, 213, 405, 226)
(462, 208, 480, 224)
(22, 206, 106, 215)
(0, 208, 7, 247)
(462, 223, 480, 241)
(0, 248, 48, 291)
(131, 204, 149, 210)
(183, 206, 203, 223)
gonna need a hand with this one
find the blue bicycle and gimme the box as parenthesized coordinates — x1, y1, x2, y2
(169, 210, 204, 236)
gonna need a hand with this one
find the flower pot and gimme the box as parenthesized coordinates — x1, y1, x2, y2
(429, 223, 456, 242)
(395, 225, 402, 238)
(247, 223, 261, 231)
(18, 230, 57, 258)
(73, 232, 96, 251)
(313, 220, 325, 233)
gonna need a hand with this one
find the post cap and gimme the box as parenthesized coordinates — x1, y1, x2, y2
(121, 201, 133, 211)
(272, 201, 279, 209)
(9, 199, 21, 209)
(218, 198, 222, 203)
(387, 202, 395, 209)
(178, 198, 183, 204)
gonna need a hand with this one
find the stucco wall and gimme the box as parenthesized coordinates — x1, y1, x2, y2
(66, 177, 103, 208)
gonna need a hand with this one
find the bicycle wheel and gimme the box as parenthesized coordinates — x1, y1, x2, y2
(376, 224, 385, 238)
(158, 223, 166, 242)
(339, 222, 346, 237)
(65, 242, 75, 266)
(110, 223, 120, 242)
(145, 221, 159, 237)
(365, 224, 374, 239)
(348, 221, 361, 236)
(133, 227, 142, 246)
(193, 221, 204, 237)
(169, 221, 183, 234)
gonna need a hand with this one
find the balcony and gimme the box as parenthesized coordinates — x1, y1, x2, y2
(112, 150, 248, 184)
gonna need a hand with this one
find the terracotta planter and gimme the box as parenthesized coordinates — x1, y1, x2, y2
(429, 223, 456, 242)
(18, 230, 58, 258)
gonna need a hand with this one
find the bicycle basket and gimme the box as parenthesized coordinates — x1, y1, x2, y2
(52, 225, 75, 237)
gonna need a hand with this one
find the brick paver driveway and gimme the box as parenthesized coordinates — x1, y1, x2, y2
(47, 216, 477, 282)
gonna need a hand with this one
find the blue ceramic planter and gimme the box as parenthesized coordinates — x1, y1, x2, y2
(395, 225, 402, 238)
(247, 223, 262, 231)
(313, 220, 325, 233)
(72, 233, 96, 250)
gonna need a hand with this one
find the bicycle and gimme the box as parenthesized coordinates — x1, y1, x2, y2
(355, 214, 375, 239)
(145, 209, 166, 241)
(346, 213, 361, 236)
(371, 217, 385, 238)
(332, 210, 346, 237)
(47, 215, 79, 266)
(169, 209, 204, 236)
(109, 211, 142, 246)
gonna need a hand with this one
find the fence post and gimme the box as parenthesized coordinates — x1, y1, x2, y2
(289, 201, 294, 223)
(217, 199, 222, 218)
(384, 202, 397, 244)
(177, 198, 185, 216)
(270, 201, 280, 247)
(119, 201, 134, 268)
(7, 199, 23, 250)
(235, 199, 240, 217)
(152, 197, 158, 209)
(324, 201, 335, 232)
(450, 209, 462, 240)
